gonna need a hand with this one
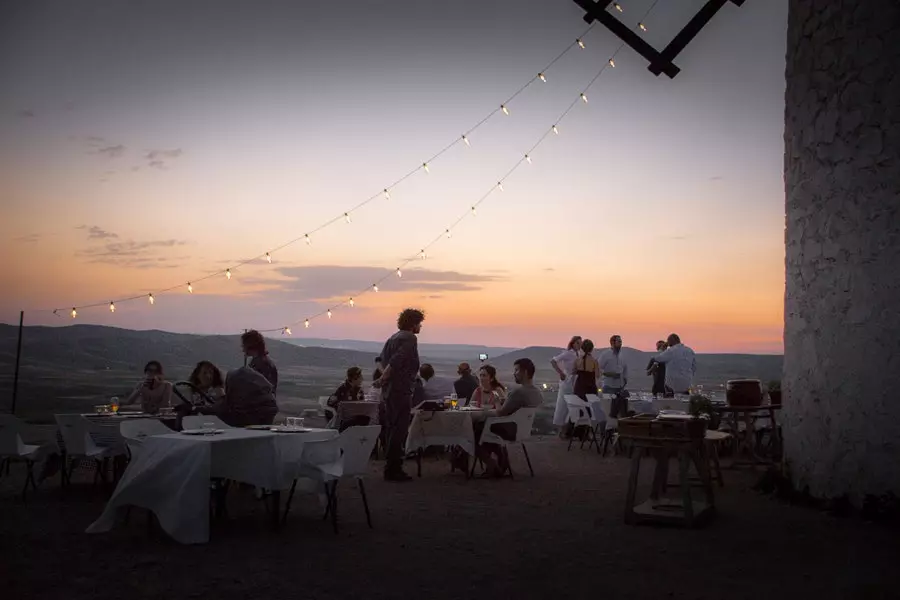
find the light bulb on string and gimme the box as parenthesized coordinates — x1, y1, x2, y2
(148, 293, 155, 305)
(638, 22, 647, 32)
(497, 181, 504, 192)
(344, 212, 352, 224)
(422, 162, 429, 174)
(471, 206, 477, 216)
(266, 252, 272, 264)
(187, 283, 193, 294)
(349, 297, 355, 307)
(608, 58, 616, 68)
(304, 234, 311, 245)
(226, 269, 232, 280)
(552, 124, 559, 135)
(445, 229, 452, 239)
(396, 268, 402, 278)
(383, 189, 391, 200)
(284, 327, 292, 336)
(327, 309, 332, 319)
(71, 308, 77, 319)
(580, 92, 588, 103)
(613, 3, 623, 12)
(538, 72, 546, 83)
(419, 250, 427, 260)
(462, 135, 470, 147)
(525, 154, 532, 164)
(500, 104, 509, 116)
(109, 302, 116, 313)
(372, 284, 379, 292)
(576, 38, 585, 49)
(304, 319, 310, 329)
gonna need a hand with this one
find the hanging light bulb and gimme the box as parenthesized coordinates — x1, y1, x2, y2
(552, 124, 559, 135)
(71, 307, 77, 319)
(344, 212, 352, 224)
(538, 72, 546, 83)
(638, 22, 647, 32)
(501, 104, 509, 116)
(497, 181, 504, 192)
(445, 229, 452, 239)
(304, 234, 311, 245)
(580, 92, 588, 103)
(284, 327, 292, 336)
(187, 282, 193, 294)
(327, 309, 332, 319)
(419, 249, 426, 260)
(226, 269, 232, 280)
(148, 293, 155, 305)
(304, 319, 310, 329)
(422, 162, 429, 173)
(471, 206, 477, 216)
(525, 154, 532, 164)
(608, 58, 616, 68)
(461, 135, 470, 147)
(614, 3, 623, 12)
(109, 301, 116, 313)
(266, 252, 272, 264)
(383, 188, 391, 200)
(372, 284, 379, 292)
(576, 38, 585, 49)
(349, 297, 355, 307)
(396, 268, 402, 278)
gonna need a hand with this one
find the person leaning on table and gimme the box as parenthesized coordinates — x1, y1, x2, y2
(122, 360, 173, 415)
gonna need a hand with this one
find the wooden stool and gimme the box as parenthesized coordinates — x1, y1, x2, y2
(704, 430, 731, 487)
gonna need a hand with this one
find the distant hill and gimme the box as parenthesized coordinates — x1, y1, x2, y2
(283, 337, 517, 361)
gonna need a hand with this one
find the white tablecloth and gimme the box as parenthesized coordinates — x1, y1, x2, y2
(87, 427, 337, 544)
(337, 401, 379, 428)
(406, 410, 478, 456)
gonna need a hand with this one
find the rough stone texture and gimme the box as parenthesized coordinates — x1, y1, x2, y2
(784, 0, 900, 502)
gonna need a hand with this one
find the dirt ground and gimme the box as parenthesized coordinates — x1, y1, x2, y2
(2, 436, 898, 600)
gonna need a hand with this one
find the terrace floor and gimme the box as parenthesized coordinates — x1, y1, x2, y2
(2, 435, 898, 600)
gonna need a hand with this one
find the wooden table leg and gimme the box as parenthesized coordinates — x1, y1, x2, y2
(624, 449, 642, 524)
(678, 451, 694, 526)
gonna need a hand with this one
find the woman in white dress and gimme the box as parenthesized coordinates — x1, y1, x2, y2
(551, 336, 582, 432)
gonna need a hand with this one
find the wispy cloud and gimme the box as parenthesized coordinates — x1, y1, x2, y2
(146, 148, 183, 160)
(708, 176, 724, 181)
(241, 265, 502, 300)
(148, 160, 167, 170)
(94, 144, 126, 158)
(14, 233, 41, 243)
(77, 238, 190, 269)
(77, 225, 119, 240)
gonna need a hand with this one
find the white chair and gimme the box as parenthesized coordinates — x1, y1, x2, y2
(119, 419, 172, 461)
(335, 425, 380, 528)
(587, 394, 619, 456)
(473, 407, 537, 478)
(564, 395, 597, 452)
(182, 415, 232, 430)
(0, 415, 46, 501)
(55, 414, 127, 487)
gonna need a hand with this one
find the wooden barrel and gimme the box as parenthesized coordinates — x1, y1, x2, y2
(726, 379, 762, 406)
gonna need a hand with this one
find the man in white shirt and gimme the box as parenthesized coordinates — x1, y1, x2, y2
(597, 334, 628, 394)
(653, 333, 697, 396)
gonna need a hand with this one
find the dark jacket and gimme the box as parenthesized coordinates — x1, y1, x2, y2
(454, 373, 479, 403)
(379, 330, 420, 405)
(204, 367, 278, 427)
(250, 354, 279, 396)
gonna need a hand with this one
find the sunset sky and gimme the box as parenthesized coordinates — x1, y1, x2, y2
(0, 0, 788, 353)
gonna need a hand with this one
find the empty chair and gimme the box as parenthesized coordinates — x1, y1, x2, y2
(0, 415, 48, 501)
(182, 415, 232, 430)
(335, 425, 380, 528)
(55, 414, 127, 487)
(473, 407, 537, 478)
(564, 395, 597, 451)
(588, 394, 619, 456)
(119, 419, 173, 461)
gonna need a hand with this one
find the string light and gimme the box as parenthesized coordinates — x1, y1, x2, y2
(344, 212, 352, 224)
(71, 308, 77, 319)
(226, 269, 232, 280)
(497, 181, 504, 192)
(614, 3, 623, 12)
(284, 327, 292, 335)
(471, 206, 477, 216)
(577, 38, 585, 49)
(500, 104, 510, 116)
(266, 252, 272, 264)
(383, 188, 391, 200)
(580, 92, 588, 103)
(327, 309, 332, 319)
(552, 124, 559, 135)
(422, 162, 429, 173)
(349, 297, 355, 307)
(639, 22, 647, 32)
(445, 229, 452, 239)
(609, 58, 616, 68)
(538, 72, 546, 83)
(396, 268, 402, 278)
(187, 283, 193, 294)
(304, 319, 310, 328)
(109, 302, 115, 313)
(462, 135, 470, 147)
(148, 293, 154, 305)
(372, 284, 379, 292)
(525, 154, 532, 164)
(419, 250, 427, 260)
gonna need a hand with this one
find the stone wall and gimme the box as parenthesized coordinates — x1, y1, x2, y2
(783, 0, 900, 502)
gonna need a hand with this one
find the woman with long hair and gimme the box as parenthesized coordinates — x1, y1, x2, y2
(188, 360, 225, 406)
(551, 335, 582, 433)
(572, 339, 599, 400)
(469, 364, 507, 409)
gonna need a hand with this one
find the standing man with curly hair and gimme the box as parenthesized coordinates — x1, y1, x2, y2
(374, 308, 425, 482)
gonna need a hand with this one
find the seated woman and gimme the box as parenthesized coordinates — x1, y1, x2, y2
(328, 367, 368, 430)
(199, 366, 278, 427)
(468, 364, 507, 408)
(188, 360, 226, 407)
(123, 360, 173, 415)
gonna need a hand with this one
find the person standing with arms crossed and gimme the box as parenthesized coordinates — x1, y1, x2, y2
(373, 308, 425, 482)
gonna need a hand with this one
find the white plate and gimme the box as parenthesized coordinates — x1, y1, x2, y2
(270, 426, 312, 433)
(181, 428, 225, 435)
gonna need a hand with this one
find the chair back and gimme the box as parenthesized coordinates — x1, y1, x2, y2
(564, 394, 591, 426)
(55, 414, 101, 456)
(584, 394, 606, 426)
(338, 425, 380, 477)
(593, 395, 617, 429)
(0, 414, 27, 456)
(300, 437, 343, 478)
(512, 407, 537, 442)
(182, 415, 231, 430)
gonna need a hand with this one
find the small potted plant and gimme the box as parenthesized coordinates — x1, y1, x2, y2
(768, 380, 782, 405)
(689, 394, 720, 430)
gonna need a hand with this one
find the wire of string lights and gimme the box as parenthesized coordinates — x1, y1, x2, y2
(46, 10, 636, 318)
(257, 1, 661, 335)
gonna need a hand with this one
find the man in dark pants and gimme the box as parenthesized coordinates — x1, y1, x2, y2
(374, 308, 425, 482)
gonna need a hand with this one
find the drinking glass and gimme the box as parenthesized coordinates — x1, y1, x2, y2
(451, 398, 458, 410)
(202, 421, 215, 435)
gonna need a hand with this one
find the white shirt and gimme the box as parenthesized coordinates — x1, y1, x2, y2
(597, 348, 628, 390)
(422, 376, 456, 400)
(654, 343, 696, 393)
(551, 348, 578, 379)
